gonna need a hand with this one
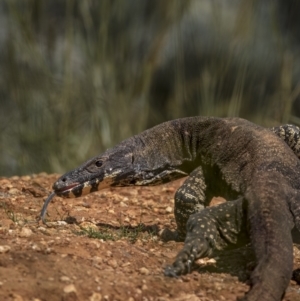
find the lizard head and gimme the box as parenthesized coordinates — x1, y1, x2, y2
(52, 141, 138, 198)
(52, 135, 188, 198)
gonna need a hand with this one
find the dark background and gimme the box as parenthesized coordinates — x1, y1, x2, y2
(1, 0, 300, 176)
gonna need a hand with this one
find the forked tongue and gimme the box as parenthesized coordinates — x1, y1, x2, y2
(40, 191, 56, 223)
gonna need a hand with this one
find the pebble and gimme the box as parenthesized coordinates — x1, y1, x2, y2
(165, 206, 173, 213)
(0, 245, 11, 253)
(80, 222, 99, 231)
(89, 292, 102, 301)
(11, 294, 23, 301)
(37, 227, 47, 232)
(142, 284, 148, 290)
(107, 259, 118, 268)
(92, 256, 103, 264)
(19, 227, 32, 238)
(8, 188, 19, 195)
(56, 221, 67, 226)
(63, 284, 77, 294)
(60, 276, 71, 282)
(31, 244, 41, 252)
(196, 258, 216, 265)
(139, 267, 150, 275)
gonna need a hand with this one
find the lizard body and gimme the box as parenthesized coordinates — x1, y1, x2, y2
(44, 117, 300, 301)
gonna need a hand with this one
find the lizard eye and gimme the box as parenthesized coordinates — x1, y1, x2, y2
(95, 160, 103, 167)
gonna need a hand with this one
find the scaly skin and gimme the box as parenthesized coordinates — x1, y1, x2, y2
(43, 117, 300, 301)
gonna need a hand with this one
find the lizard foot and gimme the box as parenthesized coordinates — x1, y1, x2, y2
(164, 237, 210, 277)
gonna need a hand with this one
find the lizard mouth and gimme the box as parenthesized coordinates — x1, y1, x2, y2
(54, 183, 81, 197)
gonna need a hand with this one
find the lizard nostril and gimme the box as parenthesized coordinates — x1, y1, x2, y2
(62, 177, 66, 182)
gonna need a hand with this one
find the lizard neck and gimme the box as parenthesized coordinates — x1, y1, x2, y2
(135, 116, 225, 173)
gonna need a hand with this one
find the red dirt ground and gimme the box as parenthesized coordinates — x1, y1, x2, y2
(0, 174, 299, 301)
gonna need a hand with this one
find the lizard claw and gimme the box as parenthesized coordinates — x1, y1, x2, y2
(164, 266, 179, 278)
(164, 237, 211, 278)
(187, 259, 192, 273)
(164, 257, 193, 277)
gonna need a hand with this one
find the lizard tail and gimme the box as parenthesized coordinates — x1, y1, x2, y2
(244, 184, 294, 301)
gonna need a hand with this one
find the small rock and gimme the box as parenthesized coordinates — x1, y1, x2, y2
(165, 206, 173, 213)
(80, 222, 99, 231)
(0, 219, 15, 229)
(89, 292, 102, 301)
(142, 284, 148, 290)
(139, 267, 150, 275)
(0, 245, 11, 253)
(56, 221, 67, 226)
(92, 256, 103, 264)
(60, 276, 71, 282)
(19, 227, 32, 238)
(63, 284, 77, 294)
(31, 244, 41, 252)
(12, 294, 23, 301)
(81, 202, 91, 208)
(37, 227, 48, 233)
(107, 259, 118, 268)
(195, 258, 216, 265)
(9, 188, 19, 195)
(1, 178, 13, 185)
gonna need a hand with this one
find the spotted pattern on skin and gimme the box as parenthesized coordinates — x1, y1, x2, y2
(165, 198, 248, 276)
(174, 166, 209, 240)
(271, 124, 300, 159)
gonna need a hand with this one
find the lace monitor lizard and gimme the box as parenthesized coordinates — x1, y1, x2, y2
(41, 117, 300, 301)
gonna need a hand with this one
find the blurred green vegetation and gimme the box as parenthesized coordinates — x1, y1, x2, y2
(1, 0, 300, 176)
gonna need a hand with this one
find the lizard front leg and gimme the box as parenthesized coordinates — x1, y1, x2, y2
(166, 183, 295, 301)
(173, 166, 213, 241)
(165, 197, 249, 276)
